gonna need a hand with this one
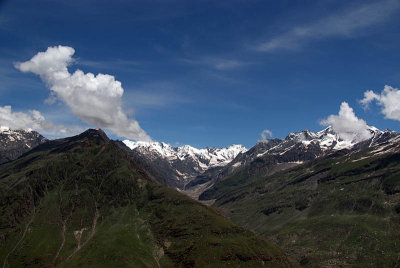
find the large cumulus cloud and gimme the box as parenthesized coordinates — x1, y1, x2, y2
(14, 45, 151, 141)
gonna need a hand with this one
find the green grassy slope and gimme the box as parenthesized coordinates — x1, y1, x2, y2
(0, 129, 293, 267)
(205, 140, 400, 267)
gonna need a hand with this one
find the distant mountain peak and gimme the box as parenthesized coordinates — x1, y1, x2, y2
(123, 140, 247, 169)
(0, 127, 47, 164)
(121, 140, 247, 188)
(0, 126, 35, 134)
(281, 125, 389, 151)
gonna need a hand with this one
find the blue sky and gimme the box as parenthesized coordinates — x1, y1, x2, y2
(1, 0, 400, 148)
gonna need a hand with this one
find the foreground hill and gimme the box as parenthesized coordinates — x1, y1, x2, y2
(202, 136, 400, 267)
(0, 129, 292, 267)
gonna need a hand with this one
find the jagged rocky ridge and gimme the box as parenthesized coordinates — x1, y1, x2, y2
(0, 126, 47, 164)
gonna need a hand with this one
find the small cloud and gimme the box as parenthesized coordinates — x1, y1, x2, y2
(360, 85, 400, 121)
(257, 0, 400, 52)
(259, 129, 273, 142)
(320, 102, 372, 142)
(15, 45, 151, 141)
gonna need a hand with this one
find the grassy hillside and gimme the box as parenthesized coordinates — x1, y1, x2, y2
(0, 129, 293, 267)
(204, 139, 400, 267)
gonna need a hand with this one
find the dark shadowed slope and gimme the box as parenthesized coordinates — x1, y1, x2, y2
(0, 129, 294, 267)
(202, 136, 400, 267)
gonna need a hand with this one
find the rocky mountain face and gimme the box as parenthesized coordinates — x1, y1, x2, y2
(121, 140, 247, 189)
(0, 126, 48, 164)
(0, 129, 292, 267)
(195, 126, 399, 199)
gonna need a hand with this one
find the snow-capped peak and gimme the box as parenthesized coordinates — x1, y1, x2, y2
(0, 126, 34, 134)
(123, 140, 177, 157)
(0, 126, 38, 142)
(123, 140, 247, 170)
(0, 127, 48, 164)
(284, 125, 385, 151)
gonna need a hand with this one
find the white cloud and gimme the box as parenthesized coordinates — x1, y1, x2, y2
(360, 85, 400, 121)
(259, 129, 273, 142)
(15, 45, 151, 141)
(0, 105, 81, 136)
(320, 102, 372, 142)
(257, 0, 400, 52)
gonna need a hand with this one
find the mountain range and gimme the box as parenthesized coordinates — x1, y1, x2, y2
(0, 124, 399, 266)
(120, 126, 398, 200)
